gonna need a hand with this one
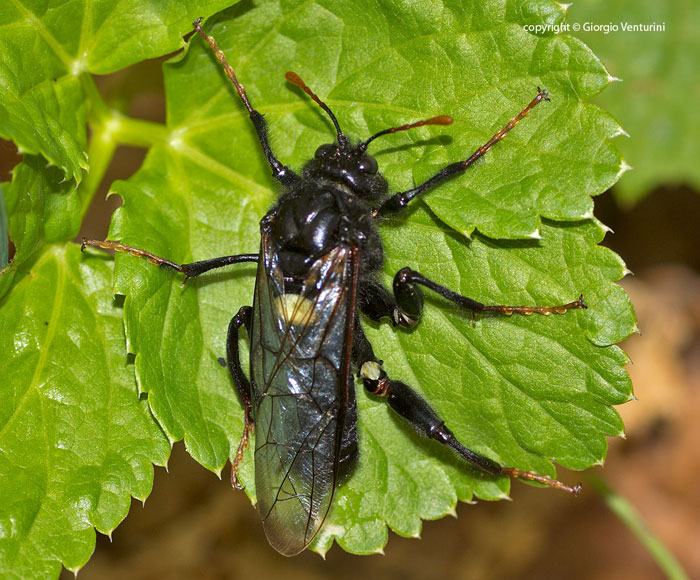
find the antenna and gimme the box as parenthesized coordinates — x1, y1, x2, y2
(285, 71, 347, 146)
(359, 115, 453, 153)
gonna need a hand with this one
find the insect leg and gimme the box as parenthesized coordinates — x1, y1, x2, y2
(81, 239, 258, 282)
(374, 88, 550, 217)
(392, 267, 587, 318)
(192, 19, 298, 186)
(359, 280, 423, 328)
(227, 306, 255, 490)
(355, 339, 580, 495)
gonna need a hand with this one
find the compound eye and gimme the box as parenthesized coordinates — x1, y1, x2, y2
(315, 143, 337, 159)
(358, 155, 378, 174)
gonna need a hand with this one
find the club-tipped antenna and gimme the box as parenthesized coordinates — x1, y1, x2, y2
(359, 115, 454, 154)
(285, 71, 347, 146)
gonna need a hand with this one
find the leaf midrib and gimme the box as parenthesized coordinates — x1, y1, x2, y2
(7, 0, 73, 68)
(0, 247, 65, 440)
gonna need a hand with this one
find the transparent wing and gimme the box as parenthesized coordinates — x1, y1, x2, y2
(250, 238, 355, 556)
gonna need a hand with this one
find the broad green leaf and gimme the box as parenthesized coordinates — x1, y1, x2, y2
(572, 0, 699, 202)
(108, 0, 635, 555)
(0, 245, 170, 579)
(110, 147, 262, 469)
(413, 16, 622, 239)
(0, 0, 235, 183)
(315, 210, 633, 554)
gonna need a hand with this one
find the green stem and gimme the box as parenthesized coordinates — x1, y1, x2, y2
(108, 115, 170, 149)
(80, 72, 111, 126)
(77, 73, 170, 220)
(81, 73, 169, 148)
(76, 123, 117, 221)
(589, 474, 688, 580)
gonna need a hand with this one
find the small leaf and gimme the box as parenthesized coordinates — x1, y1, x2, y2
(4, 157, 81, 263)
(0, 245, 170, 578)
(0, 156, 82, 300)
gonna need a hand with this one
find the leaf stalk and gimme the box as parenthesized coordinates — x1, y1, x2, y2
(589, 473, 689, 580)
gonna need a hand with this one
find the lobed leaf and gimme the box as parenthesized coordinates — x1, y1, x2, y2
(107, 0, 636, 556)
(313, 209, 634, 553)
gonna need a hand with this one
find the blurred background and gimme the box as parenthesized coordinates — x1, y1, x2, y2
(2, 1, 697, 578)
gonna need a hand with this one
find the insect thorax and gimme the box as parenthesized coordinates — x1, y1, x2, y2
(265, 181, 383, 282)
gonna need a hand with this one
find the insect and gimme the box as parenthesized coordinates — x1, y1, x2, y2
(84, 19, 585, 556)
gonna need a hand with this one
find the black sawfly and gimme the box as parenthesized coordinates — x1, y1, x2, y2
(84, 18, 586, 556)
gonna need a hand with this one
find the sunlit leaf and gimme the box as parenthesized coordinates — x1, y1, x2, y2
(107, 0, 635, 555)
(0, 245, 170, 579)
(0, 0, 235, 183)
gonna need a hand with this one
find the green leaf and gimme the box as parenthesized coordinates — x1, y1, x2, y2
(0, 156, 82, 301)
(0, 0, 236, 183)
(572, 0, 699, 202)
(412, 20, 622, 239)
(107, 0, 635, 555)
(0, 244, 170, 578)
(314, 210, 634, 554)
(4, 157, 81, 264)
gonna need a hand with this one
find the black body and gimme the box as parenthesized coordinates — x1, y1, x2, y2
(243, 146, 388, 555)
(84, 19, 585, 558)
